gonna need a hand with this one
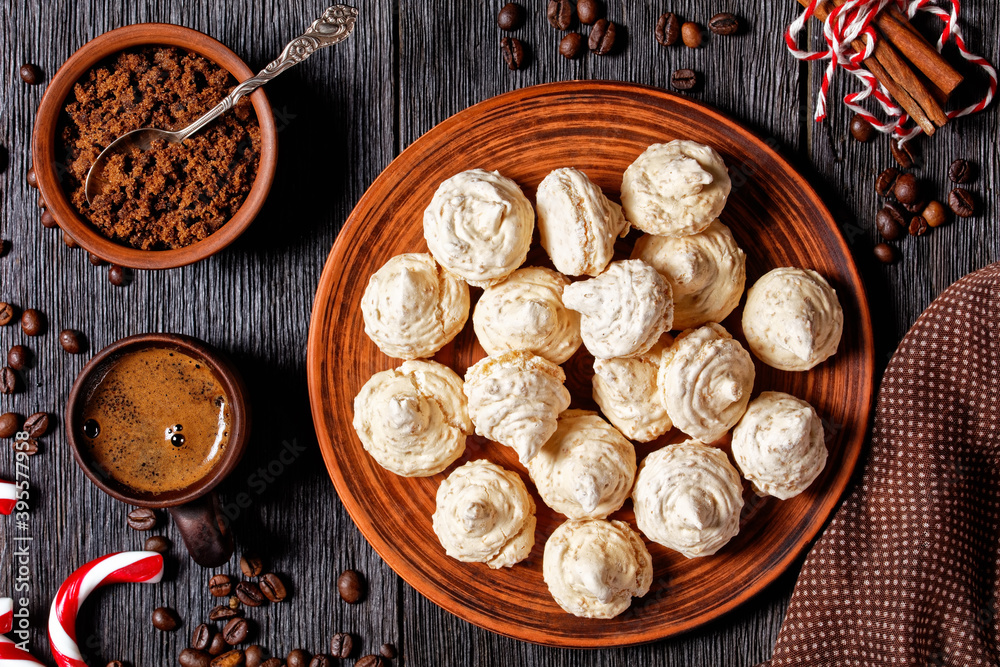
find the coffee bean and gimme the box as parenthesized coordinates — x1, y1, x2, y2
(546, 0, 572, 30)
(59, 329, 85, 354)
(245, 646, 266, 667)
(222, 617, 249, 645)
(192, 623, 213, 650)
(875, 204, 905, 241)
(127, 507, 157, 531)
(379, 643, 397, 659)
(0, 413, 20, 439)
(208, 632, 230, 656)
(19, 64, 41, 85)
(908, 215, 929, 236)
(559, 33, 585, 59)
(850, 114, 873, 142)
(873, 243, 897, 264)
(260, 660, 282, 667)
(152, 606, 180, 631)
(355, 656, 385, 667)
(892, 173, 919, 205)
(922, 200, 948, 228)
(948, 187, 975, 217)
(210, 650, 245, 667)
(0, 368, 18, 395)
(337, 570, 366, 604)
(286, 650, 310, 667)
(577, 0, 601, 24)
(209, 605, 244, 622)
(235, 581, 265, 607)
(0, 303, 13, 327)
(948, 158, 975, 184)
(13, 438, 38, 456)
(308, 656, 332, 667)
(890, 137, 916, 169)
(655, 12, 681, 46)
(681, 22, 703, 48)
(329, 633, 354, 659)
(180, 649, 213, 667)
(210, 574, 233, 597)
(229, 596, 240, 609)
(903, 197, 926, 214)
(259, 573, 287, 602)
(20, 309, 45, 336)
(23, 412, 49, 438)
(500, 37, 526, 70)
(109, 264, 129, 287)
(40, 210, 58, 228)
(106, 662, 124, 667)
(589, 19, 616, 55)
(708, 12, 740, 35)
(670, 68, 698, 91)
(875, 167, 899, 197)
(240, 554, 264, 578)
(7, 345, 29, 370)
(496, 3, 525, 31)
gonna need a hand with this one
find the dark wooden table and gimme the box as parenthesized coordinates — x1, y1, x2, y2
(1, 1, 996, 665)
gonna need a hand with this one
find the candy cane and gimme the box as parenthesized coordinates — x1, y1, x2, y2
(48, 552, 164, 667)
(0, 480, 17, 516)
(785, 0, 996, 142)
(0, 598, 44, 667)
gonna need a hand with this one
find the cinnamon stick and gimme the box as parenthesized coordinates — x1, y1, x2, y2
(795, 0, 941, 135)
(882, 5, 963, 97)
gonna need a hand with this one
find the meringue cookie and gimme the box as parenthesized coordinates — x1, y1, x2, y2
(352, 360, 471, 477)
(621, 140, 732, 237)
(659, 323, 755, 443)
(432, 459, 536, 569)
(631, 220, 746, 329)
(633, 440, 744, 558)
(562, 259, 674, 360)
(543, 518, 652, 618)
(361, 253, 471, 360)
(592, 335, 674, 442)
(732, 391, 828, 500)
(464, 350, 572, 464)
(423, 169, 534, 288)
(527, 410, 636, 519)
(472, 267, 582, 365)
(536, 167, 629, 277)
(742, 267, 844, 371)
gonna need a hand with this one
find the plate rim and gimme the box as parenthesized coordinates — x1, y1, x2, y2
(306, 79, 875, 647)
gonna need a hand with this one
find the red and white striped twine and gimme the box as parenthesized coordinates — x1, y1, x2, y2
(785, 0, 996, 143)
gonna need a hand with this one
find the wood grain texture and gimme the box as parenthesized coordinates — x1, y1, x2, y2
(0, 0, 995, 665)
(309, 80, 875, 647)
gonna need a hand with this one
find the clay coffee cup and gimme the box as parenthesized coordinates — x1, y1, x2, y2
(66, 333, 251, 567)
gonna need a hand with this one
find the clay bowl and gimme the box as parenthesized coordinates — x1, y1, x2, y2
(65, 332, 252, 509)
(31, 23, 278, 270)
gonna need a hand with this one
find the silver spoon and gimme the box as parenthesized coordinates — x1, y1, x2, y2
(84, 5, 359, 204)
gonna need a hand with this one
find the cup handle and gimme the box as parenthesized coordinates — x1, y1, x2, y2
(168, 492, 234, 567)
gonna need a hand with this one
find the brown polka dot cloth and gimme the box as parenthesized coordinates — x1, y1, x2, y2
(763, 262, 1000, 666)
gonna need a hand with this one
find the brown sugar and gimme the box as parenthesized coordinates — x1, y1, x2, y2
(58, 47, 262, 250)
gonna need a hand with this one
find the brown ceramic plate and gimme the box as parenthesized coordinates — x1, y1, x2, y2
(307, 81, 874, 647)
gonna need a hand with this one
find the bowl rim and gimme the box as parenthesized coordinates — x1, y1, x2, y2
(31, 22, 278, 270)
(64, 332, 252, 508)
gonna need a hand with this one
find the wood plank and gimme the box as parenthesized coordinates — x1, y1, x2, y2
(0, 0, 398, 664)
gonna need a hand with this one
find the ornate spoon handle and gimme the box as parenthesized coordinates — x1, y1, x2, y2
(178, 5, 358, 142)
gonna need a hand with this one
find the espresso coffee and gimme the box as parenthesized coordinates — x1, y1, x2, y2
(80, 346, 230, 494)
